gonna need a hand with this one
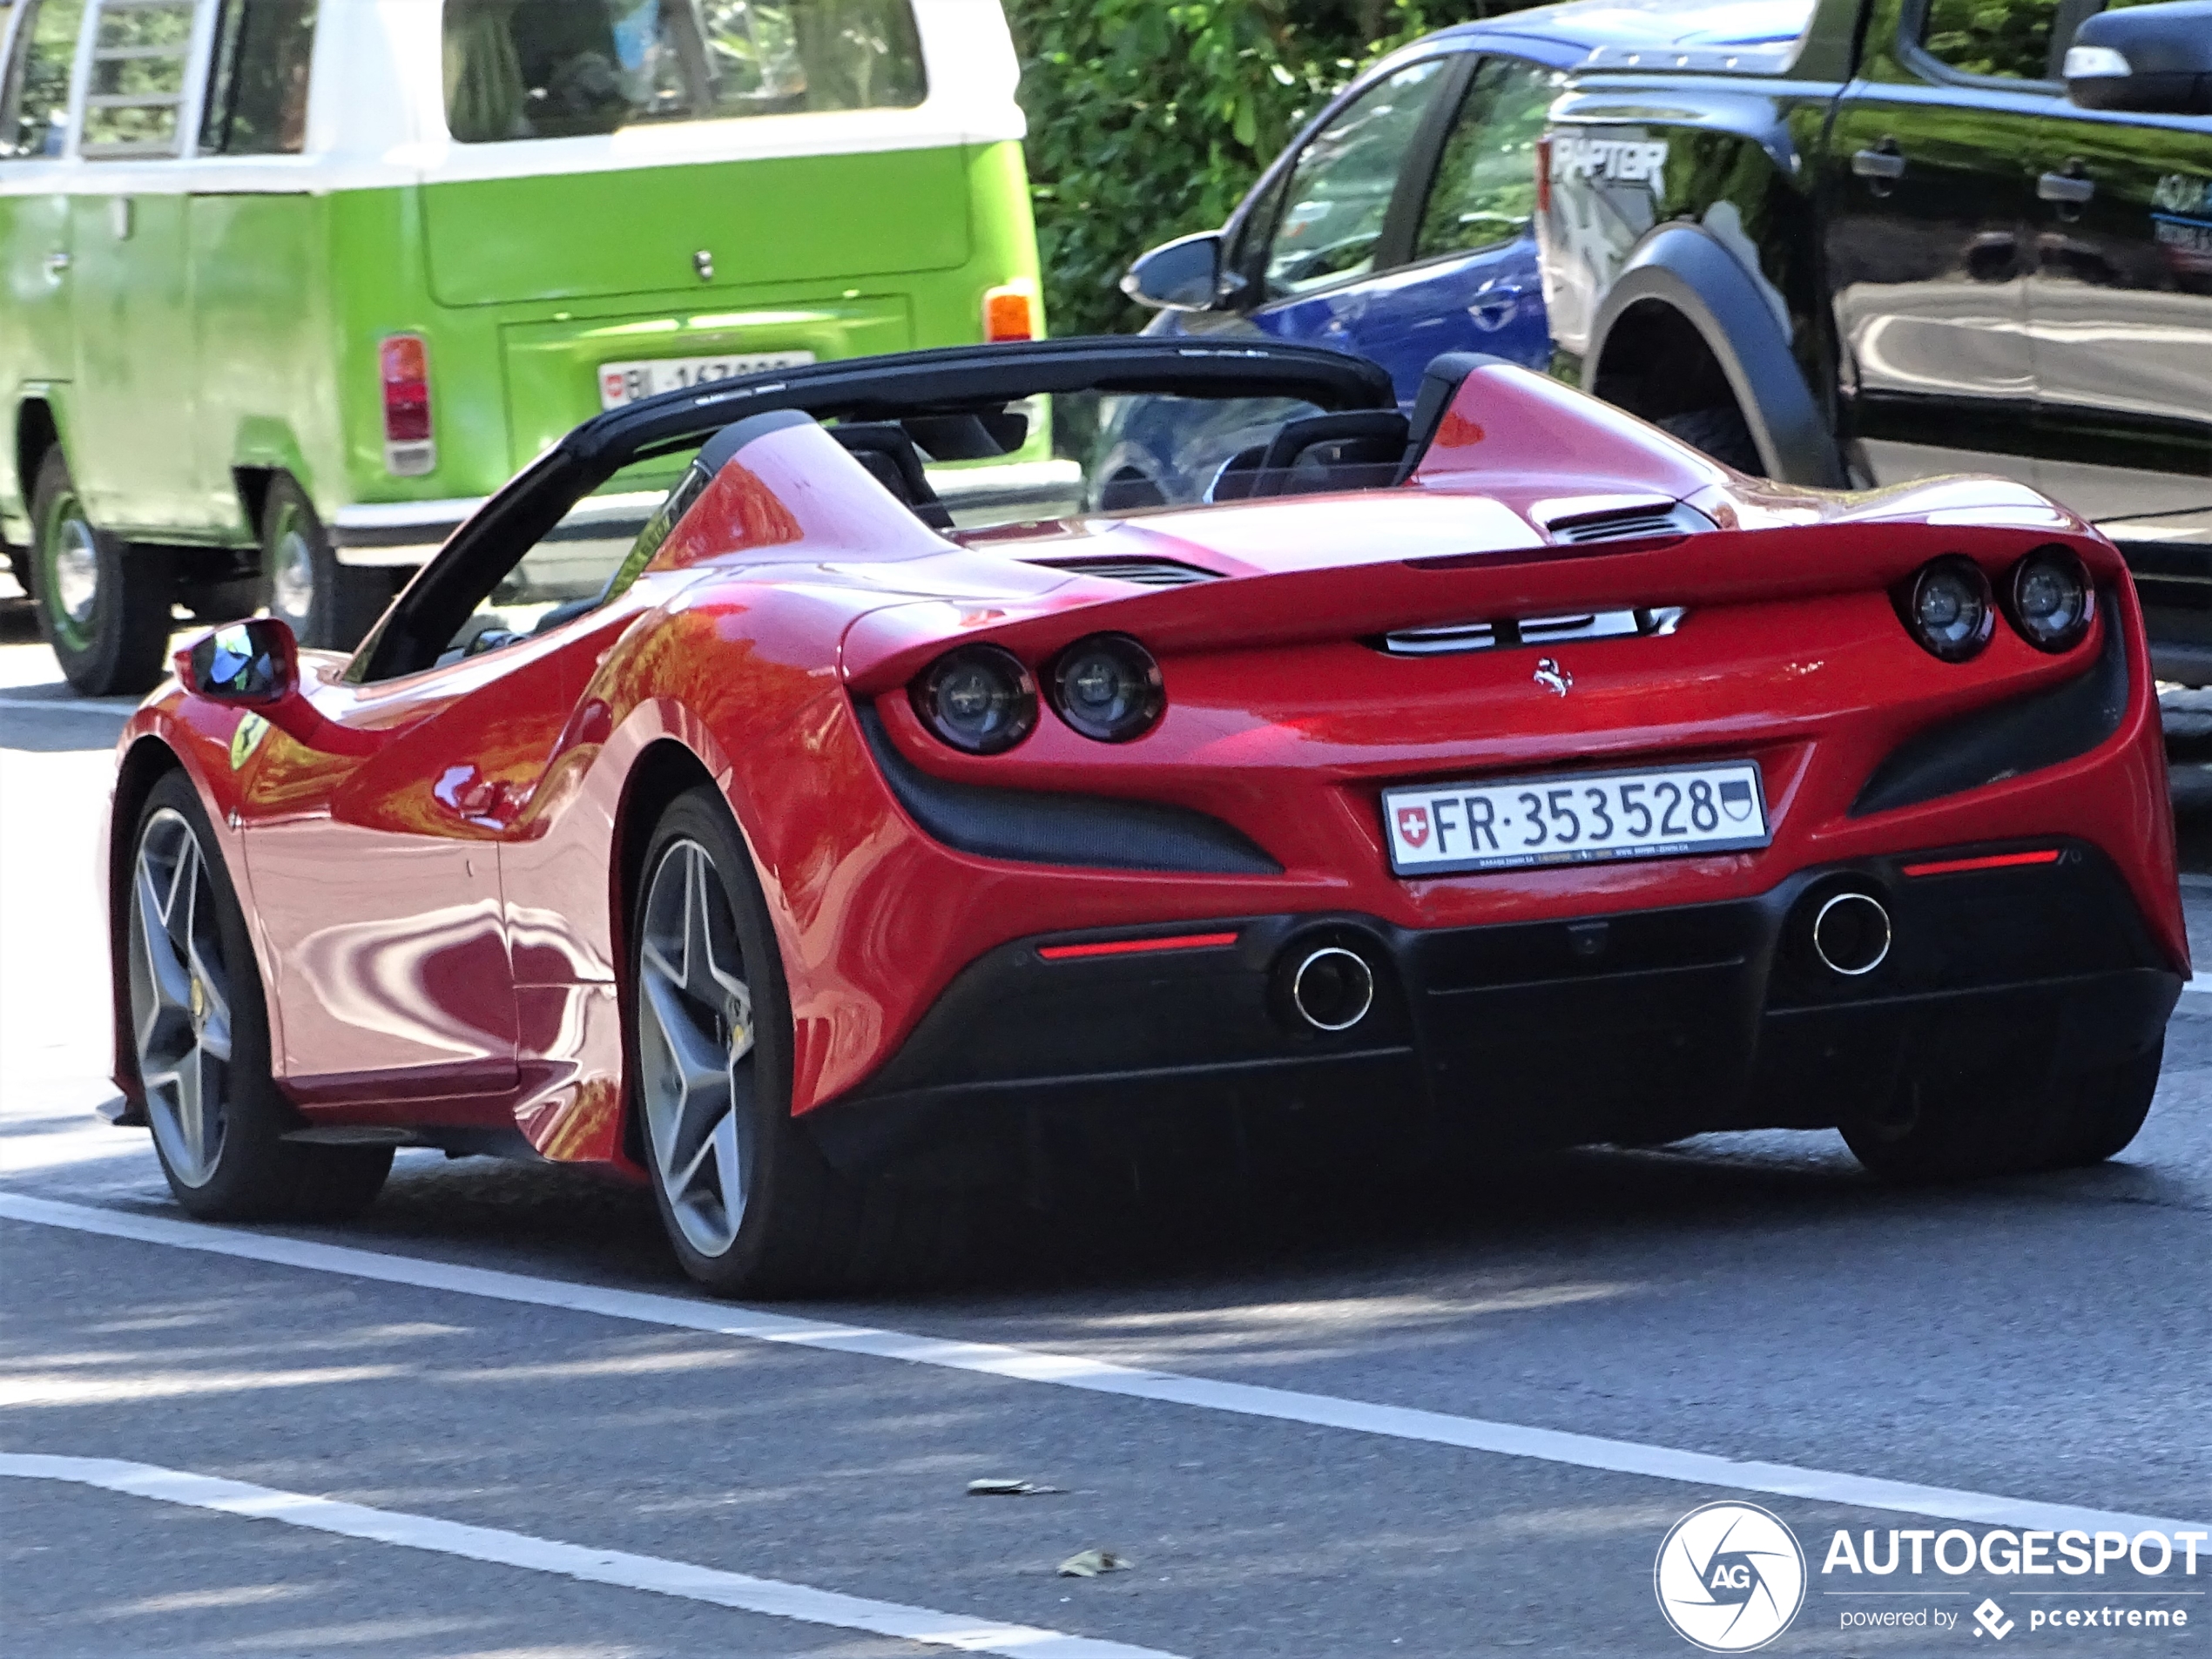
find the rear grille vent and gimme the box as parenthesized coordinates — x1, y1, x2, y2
(1545, 501, 1715, 544)
(1026, 556, 1221, 587)
(1376, 607, 1687, 658)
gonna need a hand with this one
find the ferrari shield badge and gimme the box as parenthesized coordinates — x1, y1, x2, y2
(229, 711, 271, 771)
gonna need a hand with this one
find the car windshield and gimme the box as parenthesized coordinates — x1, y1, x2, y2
(443, 0, 926, 144)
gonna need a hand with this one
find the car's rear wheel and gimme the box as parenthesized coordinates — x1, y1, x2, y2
(260, 475, 393, 652)
(126, 772, 392, 1218)
(2037, 1041, 2161, 1170)
(1842, 1040, 2161, 1183)
(28, 448, 172, 697)
(629, 786, 957, 1295)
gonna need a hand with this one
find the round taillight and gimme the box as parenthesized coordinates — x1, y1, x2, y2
(911, 645, 1037, 754)
(1903, 556, 1995, 663)
(2005, 546, 2093, 652)
(1050, 633, 1164, 742)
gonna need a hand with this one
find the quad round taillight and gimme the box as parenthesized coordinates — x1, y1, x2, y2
(1050, 634, 1164, 742)
(912, 645, 1037, 753)
(2005, 545, 2093, 652)
(1903, 556, 1995, 663)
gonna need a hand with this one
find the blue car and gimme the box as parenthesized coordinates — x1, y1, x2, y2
(1100, 0, 1811, 506)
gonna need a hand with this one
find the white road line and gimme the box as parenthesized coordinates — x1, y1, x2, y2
(0, 697, 135, 716)
(2182, 974, 2212, 996)
(0, 1454, 1178, 1659)
(3, 1193, 2204, 1537)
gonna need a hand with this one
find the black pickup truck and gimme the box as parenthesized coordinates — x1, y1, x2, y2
(1534, 0, 2212, 677)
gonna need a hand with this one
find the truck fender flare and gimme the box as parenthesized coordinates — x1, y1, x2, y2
(1588, 225, 1844, 488)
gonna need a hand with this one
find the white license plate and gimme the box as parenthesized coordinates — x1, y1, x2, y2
(1382, 761, 1769, 876)
(597, 351, 817, 409)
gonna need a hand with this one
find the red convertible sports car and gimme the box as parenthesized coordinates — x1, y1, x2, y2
(105, 339, 2185, 1292)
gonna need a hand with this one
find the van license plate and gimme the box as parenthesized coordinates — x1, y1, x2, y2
(598, 352, 818, 409)
(1381, 760, 1769, 876)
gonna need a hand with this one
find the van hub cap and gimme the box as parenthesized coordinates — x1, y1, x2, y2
(52, 516, 98, 628)
(268, 516, 315, 631)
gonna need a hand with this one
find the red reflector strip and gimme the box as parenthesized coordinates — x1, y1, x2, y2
(1900, 849, 2062, 878)
(1038, 931, 1240, 961)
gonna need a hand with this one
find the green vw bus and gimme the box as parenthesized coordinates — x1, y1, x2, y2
(0, 0, 1049, 692)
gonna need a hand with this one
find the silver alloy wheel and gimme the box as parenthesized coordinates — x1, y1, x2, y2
(637, 839, 755, 1257)
(128, 808, 233, 1188)
(267, 523, 315, 634)
(52, 516, 99, 626)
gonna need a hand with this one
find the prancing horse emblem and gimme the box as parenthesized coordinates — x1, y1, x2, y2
(1533, 658, 1573, 697)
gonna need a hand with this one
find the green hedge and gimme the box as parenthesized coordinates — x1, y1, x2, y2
(1008, 1, 1548, 339)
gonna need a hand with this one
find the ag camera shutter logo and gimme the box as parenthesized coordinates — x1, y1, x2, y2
(1656, 1502, 1807, 1651)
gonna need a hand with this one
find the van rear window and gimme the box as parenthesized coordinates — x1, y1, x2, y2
(444, 0, 926, 144)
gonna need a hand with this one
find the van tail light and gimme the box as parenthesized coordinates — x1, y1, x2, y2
(982, 282, 1036, 343)
(1535, 134, 1553, 215)
(380, 334, 435, 476)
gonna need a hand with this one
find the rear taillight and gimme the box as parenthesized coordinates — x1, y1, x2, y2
(380, 334, 435, 476)
(982, 282, 1036, 343)
(1534, 133, 1553, 216)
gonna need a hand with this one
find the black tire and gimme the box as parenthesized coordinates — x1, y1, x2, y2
(26, 447, 172, 696)
(1840, 1072, 2037, 1184)
(626, 786, 959, 1295)
(1842, 1039, 2161, 1184)
(124, 771, 392, 1220)
(1656, 405, 1764, 475)
(2040, 1041, 2161, 1170)
(260, 475, 394, 651)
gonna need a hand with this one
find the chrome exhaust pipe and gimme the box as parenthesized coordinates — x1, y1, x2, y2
(1288, 945, 1376, 1032)
(1811, 892, 1892, 976)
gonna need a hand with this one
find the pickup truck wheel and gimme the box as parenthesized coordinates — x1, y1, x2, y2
(27, 448, 172, 696)
(1656, 405, 1762, 475)
(261, 477, 392, 651)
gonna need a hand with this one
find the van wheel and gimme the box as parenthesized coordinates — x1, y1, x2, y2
(27, 448, 172, 696)
(261, 476, 391, 651)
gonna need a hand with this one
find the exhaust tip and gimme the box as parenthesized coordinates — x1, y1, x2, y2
(1811, 891, 1892, 977)
(1289, 945, 1376, 1032)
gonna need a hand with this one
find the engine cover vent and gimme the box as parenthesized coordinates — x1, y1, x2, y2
(1026, 556, 1221, 587)
(1538, 498, 1716, 544)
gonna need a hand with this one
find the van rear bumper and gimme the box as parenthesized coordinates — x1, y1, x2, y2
(329, 459, 1086, 568)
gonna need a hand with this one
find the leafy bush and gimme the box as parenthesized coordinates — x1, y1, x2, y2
(1008, 0, 1547, 338)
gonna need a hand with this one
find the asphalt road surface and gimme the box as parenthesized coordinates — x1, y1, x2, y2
(3, 604, 2207, 1659)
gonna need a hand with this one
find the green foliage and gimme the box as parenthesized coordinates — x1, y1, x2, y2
(1920, 0, 2057, 78)
(1008, 0, 1543, 338)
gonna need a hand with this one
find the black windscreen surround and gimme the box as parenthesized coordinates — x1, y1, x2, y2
(1850, 593, 2129, 818)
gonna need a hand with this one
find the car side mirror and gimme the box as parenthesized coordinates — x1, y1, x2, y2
(2064, 1, 2212, 114)
(180, 618, 300, 704)
(1122, 232, 1235, 312)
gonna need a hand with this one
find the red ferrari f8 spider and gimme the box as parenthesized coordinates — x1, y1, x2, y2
(104, 340, 2185, 1291)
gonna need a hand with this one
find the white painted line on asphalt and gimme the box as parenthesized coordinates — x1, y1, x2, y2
(0, 697, 135, 716)
(3, 1193, 2204, 1537)
(2182, 974, 2212, 995)
(0, 1454, 1178, 1659)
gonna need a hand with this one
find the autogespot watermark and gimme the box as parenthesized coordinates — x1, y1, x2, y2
(1655, 1502, 1809, 1651)
(1657, 1511, 2207, 1648)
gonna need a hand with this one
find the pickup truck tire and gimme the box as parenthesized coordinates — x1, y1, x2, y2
(261, 476, 392, 652)
(1656, 406, 1762, 475)
(27, 448, 173, 698)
